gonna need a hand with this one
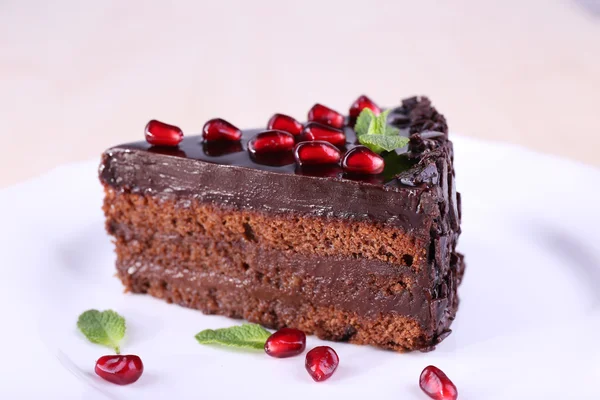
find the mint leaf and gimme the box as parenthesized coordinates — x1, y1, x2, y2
(355, 108, 375, 137)
(195, 324, 271, 350)
(357, 109, 408, 152)
(384, 124, 401, 136)
(77, 309, 126, 354)
(367, 109, 390, 135)
(359, 134, 410, 153)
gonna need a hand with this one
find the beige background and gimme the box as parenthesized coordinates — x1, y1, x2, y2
(1, 0, 599, 188)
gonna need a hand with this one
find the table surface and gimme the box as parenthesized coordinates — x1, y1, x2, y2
(1, 0, 599, 188)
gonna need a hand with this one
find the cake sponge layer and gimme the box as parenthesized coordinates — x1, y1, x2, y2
(104, 187, 461, 351)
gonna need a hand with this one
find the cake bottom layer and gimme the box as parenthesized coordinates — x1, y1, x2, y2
(119, 268, 430, 352)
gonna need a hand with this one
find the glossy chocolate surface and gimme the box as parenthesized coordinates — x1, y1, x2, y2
(116, 123, 415, 184)
(100, 97, 454, 232)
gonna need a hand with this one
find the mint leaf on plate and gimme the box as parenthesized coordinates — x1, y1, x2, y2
(359, 134, 410, 153)
(195, 324, 271, 350)
(77, 309, 126, 354)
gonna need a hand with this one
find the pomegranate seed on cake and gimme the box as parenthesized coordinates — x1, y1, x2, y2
(307, 103, 345, 129)
(248, 130, 295, 154)
(299, 123, 346, 147)
(294, 141, 342, 166)
(342, 146, 385, 175)
(267, 113, 304, 136)
(349, 95, 381, 118)
(202, 118, 242, 142)
(99, 95, 464, 352)
(145, 120, 183, 146)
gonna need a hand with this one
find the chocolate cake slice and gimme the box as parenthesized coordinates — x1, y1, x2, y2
(99, 96, 464, 352)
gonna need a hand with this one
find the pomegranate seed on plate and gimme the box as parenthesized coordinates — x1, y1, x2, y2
(95, 355, 144, 385)
(300, 123, 346, 147)
(307, 104, 345, 129)
(294, 141, 341, 166)
(264, 328, 306, 358)
(202, 118, 242, 142)
(341, 146, 384, 175)
(267, 114, 303, 136)
(419, 365, 458, 400)
(145, 120, 183, 146)
(349, 95, 381, 118)
(305, 346, 339, 382)
(248, 130, 295, 154)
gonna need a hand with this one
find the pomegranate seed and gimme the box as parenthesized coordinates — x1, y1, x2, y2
(267, 114, 303, 136)
(264, 328, 306, 358)
(300, 123, 346, 147)
(349, 95, 381, 118)
(248, 130, 295, 154)
(202, 118, 242, 142)
(307, 104, 345, 129)
(305, 346, 339, 382)
(419, 365, 458, 400)
(294, 141, 341, 166)
(145, 120, 183, 146)
(95, 355, 144, 385)
(342, 146, 384, 175)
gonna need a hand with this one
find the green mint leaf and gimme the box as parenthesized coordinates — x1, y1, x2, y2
(77, 309, 126, 354)
(355, 108, 375, 137)
(359, 134, 410, 153)
(366, 109, 393, 136)
(384, 124, 401, 136)
(195, 324, 271, 350)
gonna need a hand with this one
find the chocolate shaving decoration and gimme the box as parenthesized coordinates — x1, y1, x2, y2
(409, 131, 446, 154)
(399, 96, 448, 135)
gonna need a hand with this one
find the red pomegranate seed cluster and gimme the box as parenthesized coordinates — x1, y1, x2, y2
(90, 328, 458, 392)
(263, 328, 340, 382)
(144, 95, 390, 175)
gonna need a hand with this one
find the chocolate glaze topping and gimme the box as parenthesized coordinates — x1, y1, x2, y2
(100, 97, 455, 232)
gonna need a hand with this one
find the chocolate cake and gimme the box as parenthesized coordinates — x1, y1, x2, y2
(99, 96, 464, 352)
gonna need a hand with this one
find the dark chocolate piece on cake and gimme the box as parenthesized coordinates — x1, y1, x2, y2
(99, 96, 464, 352)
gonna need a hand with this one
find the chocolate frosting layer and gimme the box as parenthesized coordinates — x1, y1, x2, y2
(100, 98, 453, 235)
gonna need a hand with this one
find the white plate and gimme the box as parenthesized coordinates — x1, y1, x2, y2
(2, 136, 599, 399)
